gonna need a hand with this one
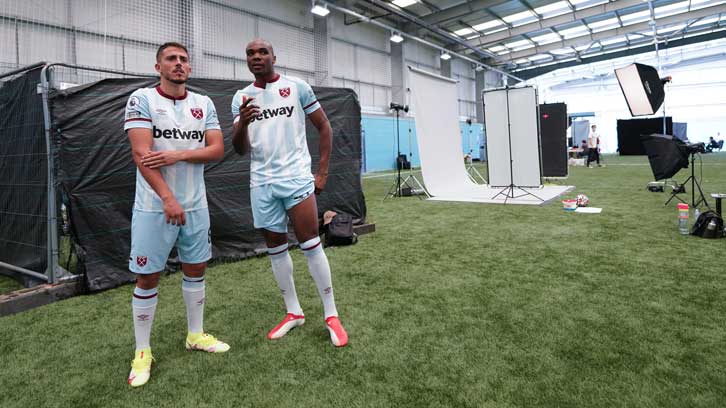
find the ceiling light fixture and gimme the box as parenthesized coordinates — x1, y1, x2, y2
(311, 2, 330, 17)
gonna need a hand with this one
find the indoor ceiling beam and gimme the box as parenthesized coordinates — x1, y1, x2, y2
(513, 29, 726, 79)
(364, 0, 499, 59)
(419, 0, 511, 25)
(460, 0, 642, 50)
(500, 3, 726, 61)
(319, 0, 523, 81)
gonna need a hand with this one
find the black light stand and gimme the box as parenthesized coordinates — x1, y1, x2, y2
(384, 102, 420, 200)
(492, 88, 544, 204)
(664, 149, 709, 208)
(399, 119, 429, 198)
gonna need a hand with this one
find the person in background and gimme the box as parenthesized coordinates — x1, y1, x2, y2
(587, 124, 602, 168)
(577, 139, 588, 158)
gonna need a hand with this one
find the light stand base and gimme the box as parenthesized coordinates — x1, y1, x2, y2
(493, 184, 544, 204)
(664, 175, 708, 208)
(384, 171, 429, 200)
(402, 173, 429, 198)
(664, 153, 709, 209)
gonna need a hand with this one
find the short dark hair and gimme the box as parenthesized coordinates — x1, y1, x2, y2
(156, 42, 189, 62)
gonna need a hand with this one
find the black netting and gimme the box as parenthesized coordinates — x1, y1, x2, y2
(0, 67, 48, 284)
(51, 76, 365, 291)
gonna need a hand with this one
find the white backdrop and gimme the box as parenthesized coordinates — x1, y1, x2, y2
(409, 66, 572, 205)
(408, 66, 488, 197)
(483, 87, 542, 187)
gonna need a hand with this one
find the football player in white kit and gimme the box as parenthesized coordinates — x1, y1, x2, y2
(231, 39, 348, 347)
(124, 42, 229, 387)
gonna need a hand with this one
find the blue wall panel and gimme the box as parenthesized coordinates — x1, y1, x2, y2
(361, 115, 484, 173)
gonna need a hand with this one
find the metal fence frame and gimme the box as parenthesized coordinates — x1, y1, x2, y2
(0, 62, 156, 286)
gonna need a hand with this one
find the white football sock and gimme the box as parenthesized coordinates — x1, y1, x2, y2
(182, 274, 205, 334)
(132, 286, 158, 351)
(300, 237, 338, 318)
(269, 243, 303, 316)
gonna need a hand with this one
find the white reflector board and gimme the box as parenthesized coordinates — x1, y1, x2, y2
(483, 87, 542, 187)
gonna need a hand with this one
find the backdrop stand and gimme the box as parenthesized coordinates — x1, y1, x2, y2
(464, 120, 487, 184)
(491, 87, 544, 204)
(467, 161, 487, 184)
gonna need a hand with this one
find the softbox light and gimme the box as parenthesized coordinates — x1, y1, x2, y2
(640, 134, 689, 180)
(615, 63, 665, 116)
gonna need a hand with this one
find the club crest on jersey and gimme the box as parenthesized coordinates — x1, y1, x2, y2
(279, 87, 291, 98)
(190, 108, 203, 120)
(136, 256, 147, 267)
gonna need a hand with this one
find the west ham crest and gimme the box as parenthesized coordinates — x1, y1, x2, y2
(136, 256, 148, 267)
(190, 108, 204, 120)
(279, 87, 291, 98)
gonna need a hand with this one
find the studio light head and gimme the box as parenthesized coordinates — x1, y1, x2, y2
(685, 142, 706, 154)
(615, 63, 669, 116)
(640, 135, 706, 180)
(642, 135, 710, 208)
(641, 134, 689, 180)
(389, 102, 409, 112)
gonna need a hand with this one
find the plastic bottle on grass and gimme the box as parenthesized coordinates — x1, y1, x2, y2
(678, 203, 689, 235)
(707, 220, 717, 234)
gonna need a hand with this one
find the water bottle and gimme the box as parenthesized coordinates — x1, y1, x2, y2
(707, 220, 717, 234)
(694, 208, 700, 221)
(678, 203, 689, 235)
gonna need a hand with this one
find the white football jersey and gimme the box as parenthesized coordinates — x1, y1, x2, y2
(124, 86, 221, 212)
(231, 74, 321, 187)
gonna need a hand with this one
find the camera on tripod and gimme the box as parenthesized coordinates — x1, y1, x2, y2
(389, 102, 408, 112)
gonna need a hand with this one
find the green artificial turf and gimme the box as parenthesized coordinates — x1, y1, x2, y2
(2, 154, 726, 407)
(0, 275, 22, 293)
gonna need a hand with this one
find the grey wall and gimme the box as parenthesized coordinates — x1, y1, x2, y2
(0, 0, 479, 118)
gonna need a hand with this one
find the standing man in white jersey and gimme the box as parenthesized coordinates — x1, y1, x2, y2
(231, 39, 348, 347)
(587, 124, 601, 168)
(124, 42, 230, 387)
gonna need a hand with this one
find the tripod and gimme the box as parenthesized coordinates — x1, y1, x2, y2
(491, 88, 543, 204)
(664, 152, 709, 208)
(400, 125, 429, 198)
(466, 123, 487, 184)
(384, 104, 427, 200)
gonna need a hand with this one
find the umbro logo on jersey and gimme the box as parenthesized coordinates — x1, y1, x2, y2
(250, 106, 294, 123)
(279, 87, 291, 98)
(190, 108, 203, 120)
(153, 126, 205, 142)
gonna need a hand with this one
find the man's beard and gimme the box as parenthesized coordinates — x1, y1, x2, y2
(163, 72, 187, 84)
